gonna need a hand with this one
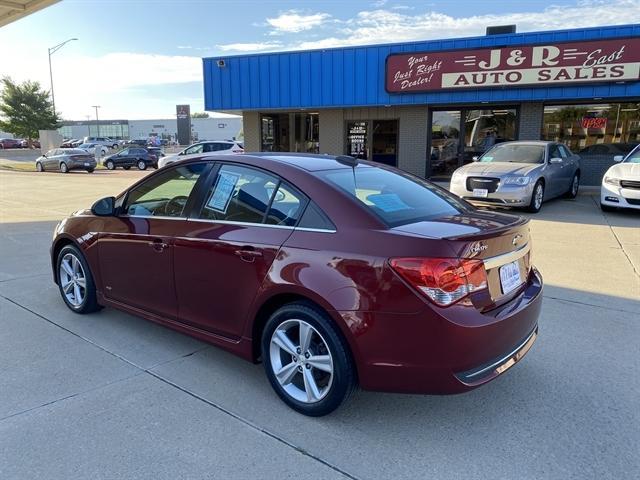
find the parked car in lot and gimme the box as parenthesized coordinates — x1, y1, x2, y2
(60, 139, 80, 148)
(449, 141, 581, 213)
(601, 144, 640, 212)
(158, 140, 243, 168)
(0, 138, 22, 149)
(78, 143, 108, 157)
(124, 139, 149, 148)
(103, 147, 158, 170)
(51, 153, 542, 416)
(35, 148, 96, 173)
(579, 142, 638, 157)
(83, 136, 119, 149)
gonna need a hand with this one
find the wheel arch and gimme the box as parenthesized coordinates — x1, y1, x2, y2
(51, 236, 78, 284)
(249, 291, 359, 380)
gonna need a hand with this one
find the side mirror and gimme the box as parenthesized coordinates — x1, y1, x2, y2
(613, 155, 624, 163)
(472, 156, 479, 162)
(549, 157, 563, 164)
(91, 196, 115, 216)
(42, 153, 47, 158)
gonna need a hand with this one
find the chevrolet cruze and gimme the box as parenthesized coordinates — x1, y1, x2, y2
(51, 153, 542, 416)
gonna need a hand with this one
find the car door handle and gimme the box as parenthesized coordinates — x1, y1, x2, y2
(149, 239, 169, 252)
(234, 248, 262, 262)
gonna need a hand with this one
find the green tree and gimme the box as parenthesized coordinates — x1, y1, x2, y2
(0, 77, 60, 146)
(191, 112, 209, 118)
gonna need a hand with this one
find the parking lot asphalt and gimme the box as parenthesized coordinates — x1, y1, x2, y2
(1, 169, 639, 479)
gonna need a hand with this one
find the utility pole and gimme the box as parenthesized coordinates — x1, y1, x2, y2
(47, 38, 78, 115)
(92, 105, 101, 137)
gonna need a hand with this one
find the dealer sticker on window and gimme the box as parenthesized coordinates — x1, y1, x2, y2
(207, 171, 240, 213)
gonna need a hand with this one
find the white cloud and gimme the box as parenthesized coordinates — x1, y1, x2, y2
(291, 0, 640, 50)
(266, 10, 331, 33)
(216, 42, 282, 52)
(371, 0, 388, 7)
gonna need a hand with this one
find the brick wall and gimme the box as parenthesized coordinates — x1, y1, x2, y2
(319, 106, 428, 178)
(518, 103, 543, 140)
(242, 111, 260, 152)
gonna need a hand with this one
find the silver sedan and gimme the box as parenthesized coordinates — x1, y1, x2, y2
(449, 141, 581, 213)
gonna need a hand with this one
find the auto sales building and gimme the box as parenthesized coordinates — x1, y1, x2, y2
(203, 24, 640, 185)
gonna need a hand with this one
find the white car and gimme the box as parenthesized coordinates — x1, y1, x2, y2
(601, 145, 640, 211)
(83, 136, 119, 149)
(78, 143, 109, 157)
(158, 140, 243, 168)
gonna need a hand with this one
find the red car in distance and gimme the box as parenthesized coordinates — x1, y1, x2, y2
(0, 138, 22, 149)
(51, 153, 542, 416)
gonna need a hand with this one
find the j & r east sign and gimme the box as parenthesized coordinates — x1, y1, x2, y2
(385, 38, 640, 93)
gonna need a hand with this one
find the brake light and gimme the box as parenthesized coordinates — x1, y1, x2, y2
(389, 257, 488, 307)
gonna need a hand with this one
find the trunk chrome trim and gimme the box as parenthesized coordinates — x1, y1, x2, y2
(483, 243, 530, 270)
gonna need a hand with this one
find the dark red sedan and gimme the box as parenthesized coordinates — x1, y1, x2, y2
(51, 153, 542, 416)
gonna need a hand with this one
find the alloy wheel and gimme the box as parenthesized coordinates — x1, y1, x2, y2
(534, 184, 543, 210)
(59, 253, 86, 307)
(269, 319, 334, 403)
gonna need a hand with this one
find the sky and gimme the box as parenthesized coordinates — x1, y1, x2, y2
(0, 0, 638, 120)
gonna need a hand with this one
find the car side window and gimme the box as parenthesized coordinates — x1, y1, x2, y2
(185, 144, 204, 155)
(125, 163, 206, 217)
(297, 202, 336, 231)
(199, 164, 277, 223)
(120, 149, 129, 155)
(549, 145, 562, 160)
(265, 183, 305, 226)
(559, 145, 571, 158)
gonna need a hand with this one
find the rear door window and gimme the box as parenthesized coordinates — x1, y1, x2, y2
(265, 183, 305, 226)
(199, 164, 278, 223)
(316, 166, 465, 227)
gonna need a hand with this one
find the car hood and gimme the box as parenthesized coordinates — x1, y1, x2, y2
(392, 209, 527, 239)
(459, 162, 541, 176)
(606, 162, 640, 180)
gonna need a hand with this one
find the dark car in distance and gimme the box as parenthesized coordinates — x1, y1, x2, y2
(51, 153, 542, 416)
(36, 148, 96, 173)
(103, 147, 158, 170)
(0, 138, 22, 149)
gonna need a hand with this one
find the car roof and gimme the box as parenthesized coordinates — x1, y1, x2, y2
(495, 140, 554, 146)
(178, 152, 365, 173)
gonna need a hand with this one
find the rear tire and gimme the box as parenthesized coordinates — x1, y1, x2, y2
(106, 160, 115, 170)
(565, 173, 579, 199)
(36, 162, 44, 172)
(527, 181, 544, 213)
(261, 302, 356, 416)
(56, 244, 100, 314)
(60, 162, 69, 173)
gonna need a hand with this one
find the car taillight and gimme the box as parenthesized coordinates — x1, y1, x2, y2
(232, 148, 244, 154)
(389, 257, 488, 307)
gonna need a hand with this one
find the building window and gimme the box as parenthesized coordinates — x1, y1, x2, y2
(542, 103, 640, 157)
(293, 113, 319, 153)
(261, 114, 289, 151)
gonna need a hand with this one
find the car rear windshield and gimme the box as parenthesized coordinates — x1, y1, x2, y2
(480, 144, 545, 163)
(316, 165, 466, 227)
(63, 149, 90, 155)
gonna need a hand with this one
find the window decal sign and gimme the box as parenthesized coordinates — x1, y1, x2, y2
(581, 117, 608, 129)
(207, 170, 240, 213)
(385, 38, 640, 93)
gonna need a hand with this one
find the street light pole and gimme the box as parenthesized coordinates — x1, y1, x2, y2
(47, 38, 78, 116)
(92, 106, 101, 137)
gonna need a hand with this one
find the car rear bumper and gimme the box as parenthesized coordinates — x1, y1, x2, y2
(339, 267, 543, 394)
(601, 182, 640, 210)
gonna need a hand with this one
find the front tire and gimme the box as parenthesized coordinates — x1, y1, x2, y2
(601, 203, 617, 212)
(137, 160, 147, 170)
(262, 302, 356, 416)
(527, 181, 544, 213)
(106, 160, 115, 170)
(36, 162, 44, 172)
(56, 244, 100, 314)
(60, 162, 69, 173)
